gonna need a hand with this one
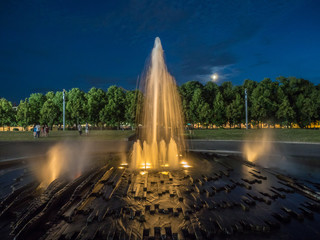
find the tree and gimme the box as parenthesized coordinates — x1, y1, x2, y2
(45, 91, 55, 100)
(52, 91, 64, 126)
(40, 99, 60, 127)
(179, 81, 203, 123)
(189, 88, 212, 127)
(85, 87, 107, 126)
(28, 93, 46, 124)
(124, 90, 143, 128)
(226, 93, 244, 128)
(295, 93, 318, 128)
(16, 99, 30, 128)
(0, 98, 15, 130)
(66, 88, 86, 126)
(198, 102, 211, 128)
(220, 81, 233, 107)
(203, 81, 218, 108)
(243, 79, 257, 124)
(276, 97, 295, 128)
(213, 91, 226, 127)
(251, 78, 278, 127)
(278, 76, 315, 126)
(275, 87, 294, 127)
(99, 86, 125, 129)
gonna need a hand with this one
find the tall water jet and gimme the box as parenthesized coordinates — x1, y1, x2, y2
(132, 37, 185, 169)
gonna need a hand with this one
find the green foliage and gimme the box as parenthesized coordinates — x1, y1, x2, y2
(276, 97, 295, 127)
(0, 98, 15, 129)
(85, 87, 107, 126)
(219, 81, 233, 106)
(179, 81, 203, 123)
(189, 88, 212, 126)
(3, 76, 320, 130)
(99, 86, 125, 128)
(52, 91, 63, 125)
(16, 99, 30, 128)
(213, 91, 226, 127)
(295, 93, 318, 128)
(226, 93, 244, 127)
(28, 93, 46, 124)
(40, 99, 60, 127)
(124, 90, 143, 127)
(251, 78, 278, 127)
(203, 81, 218, 108)
(66, 88, 86, 125)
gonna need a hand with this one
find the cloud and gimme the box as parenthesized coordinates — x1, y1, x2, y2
(195, 64, 240, 83)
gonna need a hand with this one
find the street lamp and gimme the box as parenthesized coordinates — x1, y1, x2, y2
(245, 88, 248, 130)
(63, 89, 65, 131)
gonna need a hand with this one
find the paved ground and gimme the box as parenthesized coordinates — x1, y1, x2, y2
(0, 141, 132, 162)
(187, 140, 320, 158)
(1, 140, 320, 162)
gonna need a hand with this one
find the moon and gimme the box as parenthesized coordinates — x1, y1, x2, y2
(211, 73, 218, 82)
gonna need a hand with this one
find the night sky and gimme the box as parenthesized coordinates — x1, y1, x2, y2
(1, 0, 320, 103)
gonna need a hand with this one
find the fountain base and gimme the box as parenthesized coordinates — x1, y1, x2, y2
(0, 153, 320, 240)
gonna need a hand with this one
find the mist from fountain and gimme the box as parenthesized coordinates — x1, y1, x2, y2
(243, 130, 274, 164)
(131, 37, 185, 170)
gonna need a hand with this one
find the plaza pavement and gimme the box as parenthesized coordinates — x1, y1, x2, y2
(1, 139, 320, 164)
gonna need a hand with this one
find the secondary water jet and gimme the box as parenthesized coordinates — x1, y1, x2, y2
(131, 37, 186, 170)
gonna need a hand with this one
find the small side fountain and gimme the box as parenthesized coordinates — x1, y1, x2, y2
(131, 37, 185, 170)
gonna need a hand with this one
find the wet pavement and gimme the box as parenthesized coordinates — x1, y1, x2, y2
(0, 152, 320, 239)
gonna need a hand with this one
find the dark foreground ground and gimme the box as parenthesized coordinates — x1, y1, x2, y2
(0, 149, 320, 240)
(1, 139, 320, 161)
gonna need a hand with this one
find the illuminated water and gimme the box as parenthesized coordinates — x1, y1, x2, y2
(131, 37, 185, 169)
(242, 130, 273, 164)
(37, 142, 90, 187)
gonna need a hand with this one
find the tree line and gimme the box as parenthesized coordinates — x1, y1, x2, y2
(0, 86, 141, 130)
(180, 76, 320, 129)
(0, 76, 319, 130)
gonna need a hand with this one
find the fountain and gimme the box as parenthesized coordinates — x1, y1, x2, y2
(1, 38, 320, 240)
(131, 37, 185, 170)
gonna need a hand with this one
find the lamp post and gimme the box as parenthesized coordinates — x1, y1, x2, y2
(245, 88, 248, 130)
(63, 89, 65, 131)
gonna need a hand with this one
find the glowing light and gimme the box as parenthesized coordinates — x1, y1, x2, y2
(140, 162, 151, 169)
(120, 163, 128, 166)
(160, 164, 169, 168)
(118, 166, 124, 169)
(243, 130, 272, 163)
(35, 143, 89, 189)
(211, 73, 218, 82)
(140, 171, 148, 175)
(180, 161, 187, 165)
(160, 171, 169, 175)
(140, 166, 151, 169)
(183, 164, 191, 168)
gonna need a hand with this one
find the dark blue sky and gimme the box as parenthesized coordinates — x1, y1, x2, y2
(1, 0, 320, 103)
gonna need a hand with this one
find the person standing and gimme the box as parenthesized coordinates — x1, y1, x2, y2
(45, 125, 49, 137)
(85, 123, 89, 136)
(36, 123, 41, 138)
(78, 124, 82, 136)
(41, 125, 45, 137)
(33, 124, 37, 138)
